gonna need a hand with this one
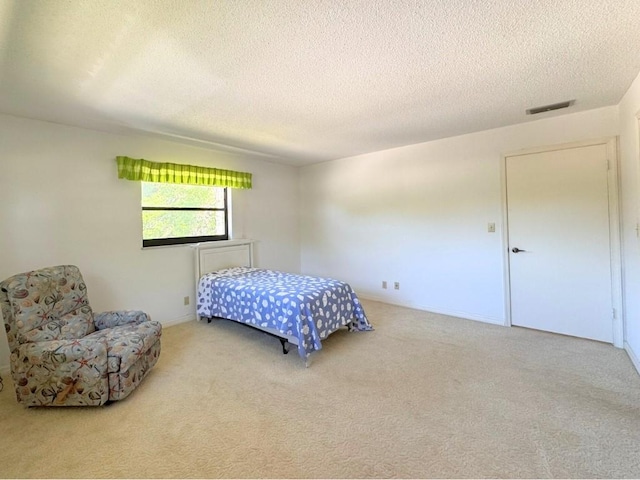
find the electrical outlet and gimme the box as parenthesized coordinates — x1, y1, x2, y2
(183, 296, 190, 306)
(394, 282, 400, 290)
(382, 281, 387, 289)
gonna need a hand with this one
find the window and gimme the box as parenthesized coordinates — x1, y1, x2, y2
(141, 182, 228, 247)
(116, 156, 249, 246)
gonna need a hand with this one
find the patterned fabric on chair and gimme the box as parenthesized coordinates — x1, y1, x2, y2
(0, 265, 162, 406)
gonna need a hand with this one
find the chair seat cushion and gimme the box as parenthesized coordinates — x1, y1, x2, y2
(88, 320, 162, 373)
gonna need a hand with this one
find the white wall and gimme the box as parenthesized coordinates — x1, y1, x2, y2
(0, 114, 300, 368)
(618, 72, 640, 373)
(3, 88, 639, 375)
(300, 107, 619, 325)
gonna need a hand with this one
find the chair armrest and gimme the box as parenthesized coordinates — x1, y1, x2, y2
(94, 310, 151, 330)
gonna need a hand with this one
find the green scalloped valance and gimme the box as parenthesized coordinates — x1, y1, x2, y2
(116, 156, 252, 189)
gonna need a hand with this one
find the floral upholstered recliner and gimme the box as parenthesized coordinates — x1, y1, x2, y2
(0, 265, 162, 406)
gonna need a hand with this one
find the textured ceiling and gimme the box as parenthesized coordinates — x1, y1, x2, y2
(1, 0, 640, 166)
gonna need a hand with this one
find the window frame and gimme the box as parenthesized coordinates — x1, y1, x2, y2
(141, 184, 229, 248)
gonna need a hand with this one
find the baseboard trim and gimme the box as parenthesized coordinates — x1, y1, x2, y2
(624, 341, 640, 377)
(162, 314, 197, 328)
(359, 295, 505, 326)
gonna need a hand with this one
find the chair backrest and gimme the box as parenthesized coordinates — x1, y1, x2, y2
(0, 265, 96, 352)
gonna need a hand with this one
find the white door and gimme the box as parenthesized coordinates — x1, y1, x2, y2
(506, 143, 613, 343)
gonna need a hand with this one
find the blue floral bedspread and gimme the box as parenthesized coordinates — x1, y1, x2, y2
(197, 267, 373, 358)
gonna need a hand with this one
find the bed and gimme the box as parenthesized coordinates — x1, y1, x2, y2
(195, 241, 372, 364)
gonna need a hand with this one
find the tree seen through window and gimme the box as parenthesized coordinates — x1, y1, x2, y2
(141, 182, 228, 246)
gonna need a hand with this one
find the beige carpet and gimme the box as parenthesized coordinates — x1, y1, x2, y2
(0, 299, 639, 479)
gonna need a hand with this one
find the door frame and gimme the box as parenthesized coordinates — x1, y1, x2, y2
(500, 137, 624, 348)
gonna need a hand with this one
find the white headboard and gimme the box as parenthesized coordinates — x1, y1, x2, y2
(194, 240, 254, 286)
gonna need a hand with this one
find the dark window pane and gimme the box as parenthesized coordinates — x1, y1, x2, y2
(142, 210, 226, 240)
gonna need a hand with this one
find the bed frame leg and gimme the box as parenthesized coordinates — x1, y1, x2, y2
(279, 338, 289, 354)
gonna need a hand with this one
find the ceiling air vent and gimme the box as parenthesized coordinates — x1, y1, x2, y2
(526, 100, 575, 115)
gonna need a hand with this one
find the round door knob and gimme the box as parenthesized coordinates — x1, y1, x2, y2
(511, 247, 526, 253)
